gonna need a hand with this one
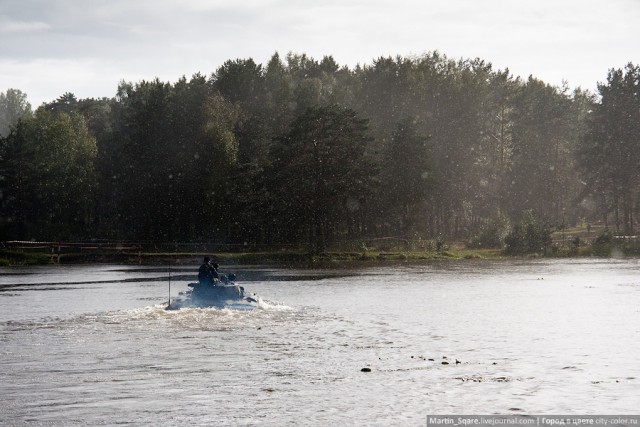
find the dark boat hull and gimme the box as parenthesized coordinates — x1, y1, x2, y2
(167, 283, 257, 310)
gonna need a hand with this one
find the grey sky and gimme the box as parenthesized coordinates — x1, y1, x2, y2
(1, 0, 639, 106)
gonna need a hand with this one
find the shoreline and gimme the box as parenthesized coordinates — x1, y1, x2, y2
(0, 246, 621, 267)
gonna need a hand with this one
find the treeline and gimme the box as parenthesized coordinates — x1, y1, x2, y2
(0, 53, 638, 251)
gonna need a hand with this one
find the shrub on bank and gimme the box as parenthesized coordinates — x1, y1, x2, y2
(469, 214, 510, 249)
(591, 230, 640, 257)
(503, 212, 552, 255)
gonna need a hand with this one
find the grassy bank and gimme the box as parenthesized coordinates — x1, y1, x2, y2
(2, 229, 638, 267)
(0, 246, 507, 267)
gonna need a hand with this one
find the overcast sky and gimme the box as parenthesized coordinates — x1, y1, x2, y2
(1, 0, 639, 107)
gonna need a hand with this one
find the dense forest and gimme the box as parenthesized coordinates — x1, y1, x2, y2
(1, 52, 639, 252)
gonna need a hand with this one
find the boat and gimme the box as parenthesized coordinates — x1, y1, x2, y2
(166, 274, 258, 310)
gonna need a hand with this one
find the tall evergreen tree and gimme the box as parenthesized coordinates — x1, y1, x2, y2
(381, 118, 432, 239)
(579, 63, 640, 234)
(269, 105, 376, 253)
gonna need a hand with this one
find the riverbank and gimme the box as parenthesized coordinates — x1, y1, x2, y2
(0, 246, 507, 267)
(2, 228, 637, 266)
(0, 245, 602, 267)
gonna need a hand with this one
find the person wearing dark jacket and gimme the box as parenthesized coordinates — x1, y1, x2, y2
(198, 257, 218, 286)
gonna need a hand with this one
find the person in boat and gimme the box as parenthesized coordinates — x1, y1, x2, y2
(211, 262, 220, 283)
(198, 257, 219, 286)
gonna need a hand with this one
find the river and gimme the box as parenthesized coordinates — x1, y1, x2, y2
(1, 259, 639, 425)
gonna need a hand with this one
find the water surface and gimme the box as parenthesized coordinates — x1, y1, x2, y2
(1, 259, 639, 425)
